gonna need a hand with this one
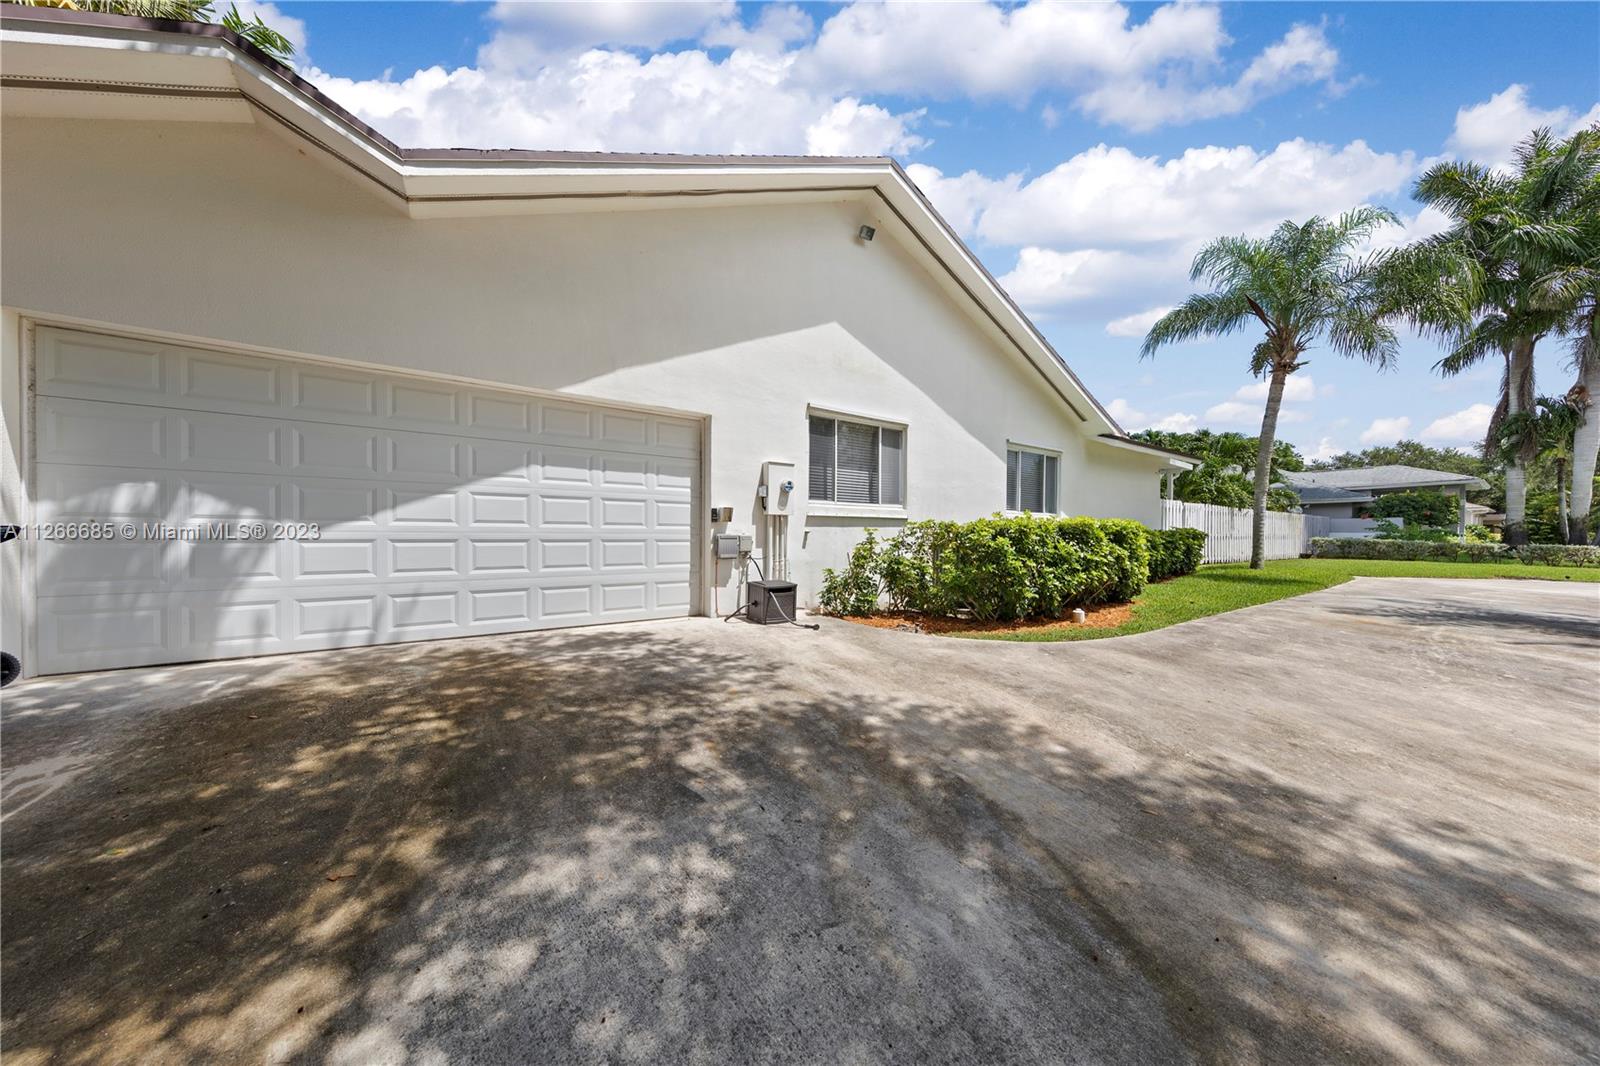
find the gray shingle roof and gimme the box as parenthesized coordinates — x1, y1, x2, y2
(1282, 465, 1488, 492)
(1291, 484, 1375, 504)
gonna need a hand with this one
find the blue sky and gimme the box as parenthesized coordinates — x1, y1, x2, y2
(260, 1, 1599, 461)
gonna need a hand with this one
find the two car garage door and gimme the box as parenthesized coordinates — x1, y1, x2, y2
(29, 327, 701, 674)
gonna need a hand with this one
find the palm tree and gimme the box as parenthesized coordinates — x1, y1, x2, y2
(1413, 127, 1599, 544)
(1566, 334, 1599, 543)
(1142, 208, 1426, 568)
(1523, 136, 1600, 542)
(4, 0, 295, 60)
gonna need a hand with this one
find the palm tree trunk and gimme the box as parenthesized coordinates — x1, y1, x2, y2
(1567, 343, 1598, 543)
(1250, 365, 1289, 570)
(1557, 457, 1568, 536)
(1503, 337, 1536, 547)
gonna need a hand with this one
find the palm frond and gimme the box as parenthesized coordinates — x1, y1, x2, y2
(1140, 291, 1255, 357)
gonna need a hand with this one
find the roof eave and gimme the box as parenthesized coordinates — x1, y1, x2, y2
(1095, 434, 1198, 469)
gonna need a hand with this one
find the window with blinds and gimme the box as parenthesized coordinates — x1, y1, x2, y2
(1007, 446, 1059, 513)
(809, 415, 904, 505)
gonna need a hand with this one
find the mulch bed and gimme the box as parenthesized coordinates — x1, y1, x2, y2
(837, 603, 1135, 635)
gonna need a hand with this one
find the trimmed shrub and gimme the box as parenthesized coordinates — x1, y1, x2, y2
(818, 514, 1152, 622)
(1309, 537, 1506, 562)
(1313, 538, 1599, 566)
(818, 530, 884, 616)
(1309, 538, 1510, 563)
(1515, 543, 1600, 567)
(1147, 527, 1207, 581)
(1373, 519, 1456, 543)
(1098, 519, 1153, 602)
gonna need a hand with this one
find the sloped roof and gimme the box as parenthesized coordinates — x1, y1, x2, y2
(1290, 484, 1375, 505)
(1282, 465, 1488, 492)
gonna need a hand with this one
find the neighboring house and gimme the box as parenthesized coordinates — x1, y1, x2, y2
(0, 10, 1191, 676)
(1464, 502, 1503, 530)
(1281, 465, 1490, 535)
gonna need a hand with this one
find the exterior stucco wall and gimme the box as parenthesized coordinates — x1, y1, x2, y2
(1, 117, 1166, 629)
(1301, 502, 1359, 519)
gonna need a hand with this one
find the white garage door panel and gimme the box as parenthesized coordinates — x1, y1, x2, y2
(32, 327, 700, 673)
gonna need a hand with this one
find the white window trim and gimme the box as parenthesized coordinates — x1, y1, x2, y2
(806, 404, 909, 431)
(1006, 441, 1062, 515)
(806, 502, 910, 519)
(807, 407, 908, 511)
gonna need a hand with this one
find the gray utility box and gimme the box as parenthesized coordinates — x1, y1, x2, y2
(745, 580, 798, 625)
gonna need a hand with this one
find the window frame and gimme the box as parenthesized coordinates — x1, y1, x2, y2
(807, 406, 908, 514)
(1006, 442, 1061, 515)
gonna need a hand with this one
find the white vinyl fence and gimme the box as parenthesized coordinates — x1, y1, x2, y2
(1161, 500, 1333, 563)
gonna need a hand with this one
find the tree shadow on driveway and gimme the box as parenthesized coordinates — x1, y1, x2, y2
(2, 620, 1596, 1065)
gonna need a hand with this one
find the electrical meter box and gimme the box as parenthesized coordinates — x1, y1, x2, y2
(761, 461, 796, 515)
(713, 534, 741, 560)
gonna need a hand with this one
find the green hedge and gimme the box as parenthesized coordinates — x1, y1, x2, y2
(1514, 543, 1600, 567)
(819, 514, 1155, 622)
(1309, 538, 1600, 566)
(1148, 528, 1207, 581)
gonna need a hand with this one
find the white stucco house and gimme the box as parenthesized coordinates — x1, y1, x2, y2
(0, 9, 1192, 677)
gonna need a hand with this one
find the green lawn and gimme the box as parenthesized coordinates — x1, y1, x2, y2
(969, 557, 1600, 642)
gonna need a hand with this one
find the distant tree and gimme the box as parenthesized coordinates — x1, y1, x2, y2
(1141, 208, 1440, 568)
(1497, 395, 1584, 540)
(4, 0, 295, 60)
(1133, 429, 1303, 511)
(1307, 439, 1490, 478)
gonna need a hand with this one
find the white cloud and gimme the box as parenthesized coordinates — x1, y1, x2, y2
(1360, 416, 1412, 445)
(1202, 398, 1311, 427)
(231, 0, 308, 56)
(994, 247, 1154, 310)
(1076, 23, 1342, 131)
(1203, 400, 1259, 425)
(1304, 436, 1343, 463)
(1106, 398, 1146, 424)
(1105, 398, 1197, 434)
(1105, 306, 1174, 338)
(1448, 84, 1600, 171)
(903, 165, 1016, 239)
(1361, 204, 1453, 253)
(1149, 411, 1200, 433)
(911, 136, 1414, 320)
(1233, 375, 1318, 403)
(305, 48, 926, 156)
(1420, 403, 1493, 444)
(305, 1, 1356, 162)
(481, 1, 736, 68)
(702, 4, 814, 53)
(805, 5, 1341, 131)
(805, 1, 1226, 102)
(805, 99, 927, 156)
(969, 138, 1414, 248)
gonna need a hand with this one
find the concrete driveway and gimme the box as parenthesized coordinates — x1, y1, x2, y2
(2, 577, 1597, 1065)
